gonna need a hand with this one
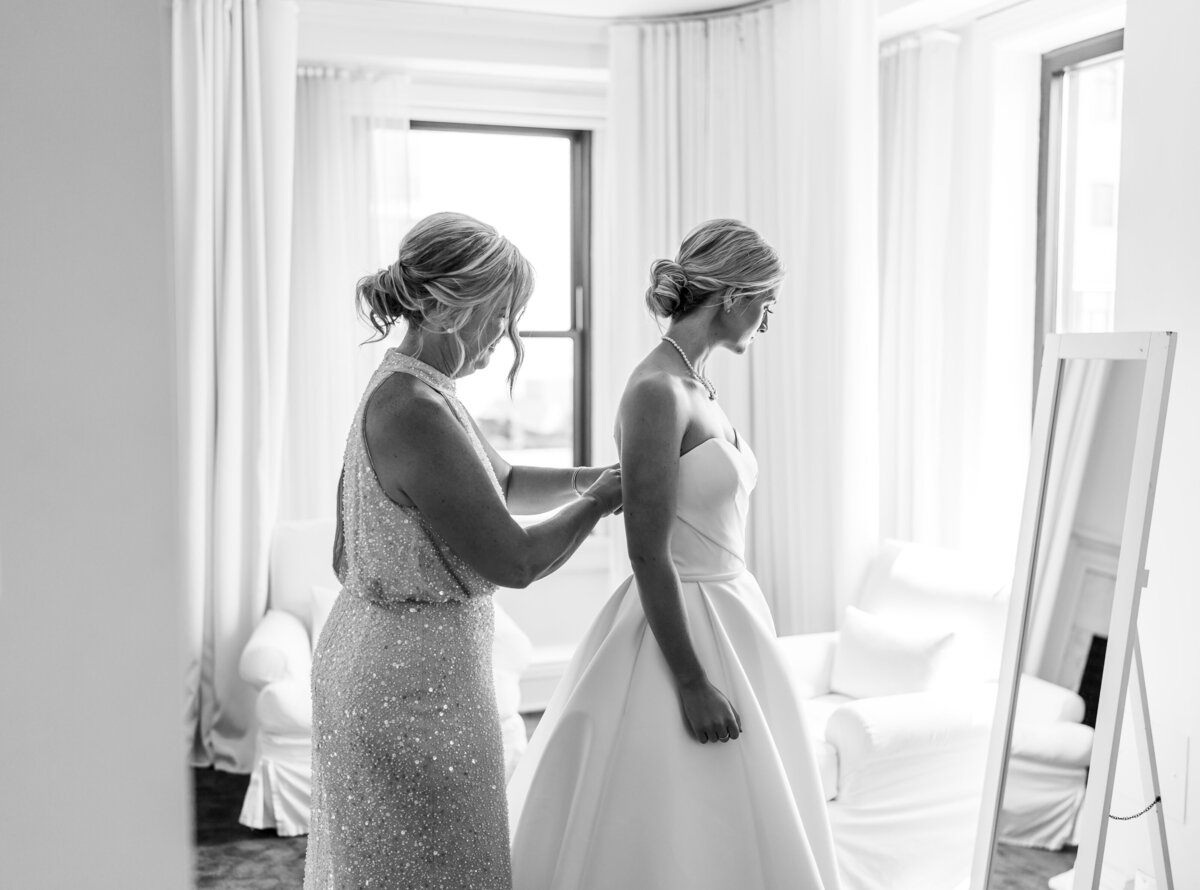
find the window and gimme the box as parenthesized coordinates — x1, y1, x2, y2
(399, 122, 591, 469)
(1035, 30, 1125, 375)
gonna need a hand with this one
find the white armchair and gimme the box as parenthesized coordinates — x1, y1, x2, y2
(778, 540, 1092, 890)
(779, 636, 995, 890)
(237, 519, 533, 836)
(1000, 673, 1094, 850)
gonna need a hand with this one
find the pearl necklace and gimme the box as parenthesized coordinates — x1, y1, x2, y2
(661, 336, 717, 401)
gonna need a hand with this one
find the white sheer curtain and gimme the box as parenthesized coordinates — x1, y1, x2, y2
(173, 0, 298, 771)
(878, 32, 961, 546)
(879, 26, 1037, 566)
(278, 71, 409, 522)
(1025, 360, 1111, 677)
(606, 0, 879, 634)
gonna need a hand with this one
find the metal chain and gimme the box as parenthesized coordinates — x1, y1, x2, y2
(1108, 796, 1162, 821)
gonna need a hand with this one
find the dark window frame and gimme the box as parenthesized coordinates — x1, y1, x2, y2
(409, 120, 593, 466)
(1033, 29, 1124, 401)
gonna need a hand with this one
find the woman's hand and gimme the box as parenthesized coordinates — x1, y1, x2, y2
(583, 466, 623, 516)
(678, 677, 742, 744)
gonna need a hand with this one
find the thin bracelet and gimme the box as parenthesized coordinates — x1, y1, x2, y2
(571, 466, 584, 496)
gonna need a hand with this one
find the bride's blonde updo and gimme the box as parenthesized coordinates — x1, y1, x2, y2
(357, 211, 535, 384)
(646, 219, 784, 319)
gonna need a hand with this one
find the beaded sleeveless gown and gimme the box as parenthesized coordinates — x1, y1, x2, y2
(304, 350, 511, 890)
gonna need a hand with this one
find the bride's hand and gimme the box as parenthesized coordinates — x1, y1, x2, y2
(583, 466, 623, 516)
(678, 677, 742, 743)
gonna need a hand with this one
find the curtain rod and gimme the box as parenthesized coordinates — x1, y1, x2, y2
(619, 0, 782, 25)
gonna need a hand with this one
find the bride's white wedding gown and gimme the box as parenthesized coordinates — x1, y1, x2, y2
(507, 433, 840, 890)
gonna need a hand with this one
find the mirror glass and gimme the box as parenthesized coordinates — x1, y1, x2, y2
(985, 357, 1146, 888)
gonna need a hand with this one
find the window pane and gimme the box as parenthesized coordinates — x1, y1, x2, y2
(1055, 56, 1124, 333)
(408, 129, 573, 332)
(457, 337, 574, 468)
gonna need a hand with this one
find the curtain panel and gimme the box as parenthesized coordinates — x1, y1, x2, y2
(279, 71, 408, 523)
(173, 0, 298, 772)
(878, 32, 960, 547)
(1025, 360, 1110, 677)
(878, 27, 1037, 566)
(607, 0, 880, 634)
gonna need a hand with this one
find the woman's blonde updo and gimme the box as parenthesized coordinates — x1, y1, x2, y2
(645, 219, 784, 319)
(357, 211, 535, 385)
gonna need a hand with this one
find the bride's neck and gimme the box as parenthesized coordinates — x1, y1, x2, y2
(662, 318, 715, 371)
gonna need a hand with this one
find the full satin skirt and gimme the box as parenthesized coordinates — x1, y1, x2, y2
(507, 569, 840, 890)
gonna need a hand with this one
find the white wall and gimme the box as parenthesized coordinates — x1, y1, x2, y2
(299, 0, 608, 127)
(1107, 0, 1200, 880)
(0, 2, 191, 888)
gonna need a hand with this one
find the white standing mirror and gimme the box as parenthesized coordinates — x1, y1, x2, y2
(970, 332, 1177, 890)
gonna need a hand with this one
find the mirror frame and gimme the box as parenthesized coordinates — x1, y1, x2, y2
(969, 331, 1177, 890)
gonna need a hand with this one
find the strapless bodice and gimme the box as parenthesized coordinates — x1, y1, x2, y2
(669, 435, 758, 580)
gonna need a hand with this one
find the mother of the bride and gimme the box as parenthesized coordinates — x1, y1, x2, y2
(303, 211, 622, 890)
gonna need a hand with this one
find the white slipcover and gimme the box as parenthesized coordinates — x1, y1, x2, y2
(779, 539, 1094, 890)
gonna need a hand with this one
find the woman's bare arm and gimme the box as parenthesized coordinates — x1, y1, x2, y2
(467, 414, 614, 515)
(620, 375, 707, 686)
(365, 376, 620, 589)
(619, 374, 741, 743)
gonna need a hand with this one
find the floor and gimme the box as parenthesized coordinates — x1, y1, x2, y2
(192, 714, 541, 889)
(989, 842, 1077, 890)
(193, 767, 306, 890)
(193, 710, 1075, 889)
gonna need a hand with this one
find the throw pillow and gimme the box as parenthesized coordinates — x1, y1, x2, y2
(830, 605, 956, 698)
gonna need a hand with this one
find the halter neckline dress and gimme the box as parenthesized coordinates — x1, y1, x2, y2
(304, 349, 512, 890)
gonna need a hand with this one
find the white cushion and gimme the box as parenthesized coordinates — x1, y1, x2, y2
(310, 584, 340, 653)
(1009, 721, 1094, 768)
(270, 519, 340, 629)
(803, 693, 853, 801)
(1014, 673, 1087, 724)
(858, 539, 1010, 683)
(775, 631, 839, 699)
(255, 677, 313, 735)
(830, 605, 955, 698)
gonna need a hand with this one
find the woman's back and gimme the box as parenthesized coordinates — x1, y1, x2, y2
(338, 349, 499, 607)
(305, 350, 512, 890)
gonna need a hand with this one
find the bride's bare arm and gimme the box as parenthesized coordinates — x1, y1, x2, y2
(364, 377, 621, 589)
(619, 375, 742, 743)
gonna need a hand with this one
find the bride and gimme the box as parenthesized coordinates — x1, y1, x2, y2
(507, 219, 840, 890)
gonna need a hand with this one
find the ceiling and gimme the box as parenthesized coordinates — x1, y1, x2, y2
(399, 0, 758, 18)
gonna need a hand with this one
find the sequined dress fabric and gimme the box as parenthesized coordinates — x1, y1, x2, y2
(304, 350, 511, 890)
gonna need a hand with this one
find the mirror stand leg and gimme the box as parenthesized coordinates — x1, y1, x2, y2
(1131, 631, 1174, 890)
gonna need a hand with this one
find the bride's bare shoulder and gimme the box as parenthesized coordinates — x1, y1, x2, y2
(622, 361, 685, 403)
(617, 364, 688, 434)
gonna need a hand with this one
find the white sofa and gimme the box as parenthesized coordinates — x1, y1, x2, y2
(778, 540, 1092, 890)
(237, 518, 533, 836)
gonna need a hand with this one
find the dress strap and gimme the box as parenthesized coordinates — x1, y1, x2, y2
(384, 349, 458, 398)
